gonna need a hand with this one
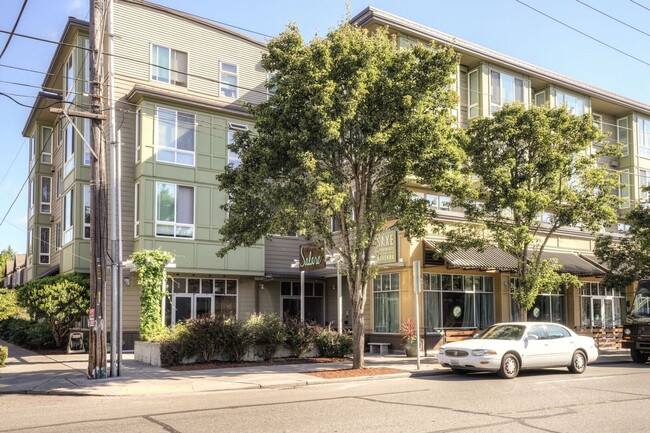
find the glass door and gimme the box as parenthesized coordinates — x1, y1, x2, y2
(591, 297, 603, 328)
(604, 298, 614, 328)
(172, 294, 193, 324)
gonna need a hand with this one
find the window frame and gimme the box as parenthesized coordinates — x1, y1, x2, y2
(468, 68, 479, 119)
(373, 273, 401, 333)
(41, 126, 53, 164)
(28, 179, 35, 219)
(619, 170, 631, 209)
(64, 120, 75, 176)
(155, 182, 195, 239)
(39, 226, 50, 265)
(219, 61, 238, 99)
(617, 117, 630, 156)
(150, 43, 188, 87)
(227, 122, 249, 168)
(63, 190, 74, 245)
(83, 184, 90, 239)
(489, 68, 525, 114)
(555, 88, 588, 116)
(134, 182, 140, 237)
(155, 107, 196, 167)
(29, 130, 36, 168)
(638, 116, 650, 158)
(40, 176, 52, 214)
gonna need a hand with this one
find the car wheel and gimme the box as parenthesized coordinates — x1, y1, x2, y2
(451, 368, 468, 374)
(568, 350, 587, 374)
(498, 353, 519, 379)
(631, 348, 648, 364)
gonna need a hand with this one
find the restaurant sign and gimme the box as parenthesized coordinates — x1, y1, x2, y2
(373, 229, 398, 265)
(299, 243, 326, 271)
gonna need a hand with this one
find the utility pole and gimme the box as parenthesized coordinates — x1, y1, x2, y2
(88, 0, 108, 379)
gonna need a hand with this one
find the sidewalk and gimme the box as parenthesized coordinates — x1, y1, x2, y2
(0, 339, 631, 397)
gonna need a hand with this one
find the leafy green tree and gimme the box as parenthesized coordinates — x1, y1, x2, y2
(0, 246, 15, 287)
(132, 249, 173, 341)
(463, 104, 620, 320)
(595, 205, 650, 289)
(16, 273, 90, 347)
(217, 23, 465, 368)
(0, 288, 25, 321)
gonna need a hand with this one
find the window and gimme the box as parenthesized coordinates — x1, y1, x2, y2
(617, 117, 629, 156)
(641, 170, 649, 202)
(373, 273, 400, 333)
(534, 91, 547, 107)
(156, 107, 195, 166)
(220, 62, 238, 99)
(555, 89, 587, 115)
(83, 38, 90, 94)
(398, 35, 418, 49)
(490, 69, 524, 114)
(151, 44, 187, 86)
(39, 227, 50, 265)
(266, 72, 276, 100)
(55, 222, 61, 250)
(592, 114, 602, 131)
(280, 281, 324, 324)
(134, 183, 140, 237)
(41, 126, 52, 164)
(619, 170, 630, 209)
(28, 179, 34, 219)
(40, 176, 51, 214)
(580, 282, 626, 328)
(65, 53, 74, 101)
(63, 190, 73, 244)
(468, 69, 479, 118)
(227, 122, 248, 168)
(511, 279, 565, 323)
(156, 182, 194, 238)
(165, 277, 238, 325)
(83, 185, 90, 239)
(638, 116, 650, 158)
(83, 119, 91, 165)
(135, 108, 141, 163)
(64, 120, 74, 176)
(56, 170, 62, 197)
(424, 273, 494, 329)
(29, 130, 36, 168)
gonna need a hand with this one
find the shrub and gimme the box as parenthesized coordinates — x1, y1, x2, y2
(154, 323, 191, 367)
(247, 313, 286, 361)
(0, 318, 56, 350)
(184, 315, 227, 363)
(222, 318, 254, 362)
(315, 326, 353, 358)
(0, 288, 26, 321)
(0, 345, 7, 367)
(285, 319, 316, 358)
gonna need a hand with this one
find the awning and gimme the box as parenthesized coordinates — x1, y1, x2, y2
(578, 253, 609, 272)
(423, 240, 518, 272)
(539, 252, 606, 277)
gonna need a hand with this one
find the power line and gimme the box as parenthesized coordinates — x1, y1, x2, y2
(0, 0, 28, 60)
(515, 0, 650, 67)
(576, 0, 650, 38)
(630, 0, 650, 13)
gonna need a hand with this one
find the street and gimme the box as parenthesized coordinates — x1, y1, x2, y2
(1, 362, 648, 432)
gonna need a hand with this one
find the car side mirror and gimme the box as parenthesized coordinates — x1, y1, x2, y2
(525, 334, 539, 341)
(473, 333, 479, 339)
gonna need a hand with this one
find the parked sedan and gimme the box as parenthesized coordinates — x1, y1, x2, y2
(438, 322, 599, 379)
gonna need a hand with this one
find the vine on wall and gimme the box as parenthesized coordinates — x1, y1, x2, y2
(132, 249, 173, 341)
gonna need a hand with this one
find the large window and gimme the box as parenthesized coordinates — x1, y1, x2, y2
(156, 182, 194, 238)
(156, 107, 195, 166)
(83, 119, 91, 166)
(280, 281, 324, 324)
(40, 176, 51, 214)
(617, 117, 629, 156)
(151, 44, 188, 86)
(64, 121, 75, 176)
(65, 53, 74, 101)
(373, 273, 400, 333)
(468, 69, 479, 118)
(165, 277, 237, 326)
(489, 69, 524, 114)
(63, 190, 73, 245)
(641, 169, 649, 202)
(510, 279, 565, 323)
(580, 282, 626, 328)
(638, 116, 650, 158)
(555, 89, 587, 115)
(619, 170, 630, 209)
(29, 130, 36, 168)
(424, 273, 494, 329)
(39, 227, 50, 265)
(83, 185, 90, 239)
(227, 122, 248, 168)
(220, 62, 238, 99)
(41, 126, 52, 164)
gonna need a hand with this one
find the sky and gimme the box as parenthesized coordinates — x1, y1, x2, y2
(1, 0, 649, 253)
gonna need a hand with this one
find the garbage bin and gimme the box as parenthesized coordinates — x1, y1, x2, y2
(67, 332, 85, 354)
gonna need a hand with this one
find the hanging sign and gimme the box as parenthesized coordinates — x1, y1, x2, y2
(374, 229, 398, 265)
(299, 243, 326, 271)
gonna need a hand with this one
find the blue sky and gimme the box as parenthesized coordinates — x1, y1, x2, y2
(1, 0, 649, 253)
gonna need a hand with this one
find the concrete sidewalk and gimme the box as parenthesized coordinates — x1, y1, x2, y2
(0, 339, 631, 397)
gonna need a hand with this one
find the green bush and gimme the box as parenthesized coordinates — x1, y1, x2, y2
(0, 288, 26, 321)
(285, 319, 317, 358)
(184, 315, 227, 363)
(0, 345, 7, 367)
(222, 318, 254, 362)
(247, 313, 286, 361)
(315, 326, 353, 358)
(154, 323, 191, 367)
(0, 318, 56, 350)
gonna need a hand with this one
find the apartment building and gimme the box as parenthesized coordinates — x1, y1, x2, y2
(23, 2, 650, 350)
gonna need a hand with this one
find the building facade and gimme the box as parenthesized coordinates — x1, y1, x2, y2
(22, 2, 650, 350)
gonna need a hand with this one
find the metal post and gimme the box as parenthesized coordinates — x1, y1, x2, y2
(413, 260, 421, 370)
(116, 130, 123, 376)
(300, 270, 305, 322)
(337, 261, 343, 333)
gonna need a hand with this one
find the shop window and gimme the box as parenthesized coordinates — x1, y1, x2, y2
(373, 273, 400, 333)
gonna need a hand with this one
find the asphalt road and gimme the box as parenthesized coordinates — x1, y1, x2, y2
(1, 362, 649, 433)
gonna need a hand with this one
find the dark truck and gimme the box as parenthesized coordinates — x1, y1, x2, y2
(622, 280, 650, 363)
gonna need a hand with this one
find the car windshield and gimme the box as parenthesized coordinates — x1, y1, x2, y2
(477, 324, 525, 340)
(630, 288, 650, 317)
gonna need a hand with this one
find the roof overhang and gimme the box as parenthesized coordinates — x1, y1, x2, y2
(423, 240, 519, 272)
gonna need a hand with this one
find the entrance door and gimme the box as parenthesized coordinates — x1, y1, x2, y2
(591, 298, 603, 328)
(604, 298, 614, 327)
(282, 298, 300, 321)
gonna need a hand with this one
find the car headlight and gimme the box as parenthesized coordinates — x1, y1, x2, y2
(471, 349, 497, 357)
(624, 328, 631, 336)
(438, 348, 445, 355)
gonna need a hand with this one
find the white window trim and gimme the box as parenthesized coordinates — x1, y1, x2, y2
(83, 119, 91, 166)
(63, 190, 74, 245)
(135, 108, 141, 163)
(468, 68, 479, 119)
(534, 91, 547, 108)
(489, 67, 526, 114)
(40, 176, 52, 214)
(155, 182, 195, 240)
(220, 61, 238, 99)
(154, 107, 196, 167)
(617, 117, 630, 156)
(227, 122, 249, 167)
(29, 130, 36, 168)
(83, 185, 90, 240)
(134, 182, 140, 237)
(555, 88, 588, 116)
(150, 43, 188, 87)
(41, 126, 53, 164)
(28, 179, 34, 219)
(638, 116, 650, 159)
(65, 53, 74, 102)
(619, 170, 631, 209)
(39, 226, 50, 265)
(64, 121, 75, 176)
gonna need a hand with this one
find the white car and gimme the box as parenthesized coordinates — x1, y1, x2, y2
(438, 322, 599, 379)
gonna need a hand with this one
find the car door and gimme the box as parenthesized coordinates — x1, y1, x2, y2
(546, 324, 574, 366)
(520, 324, 551, 368)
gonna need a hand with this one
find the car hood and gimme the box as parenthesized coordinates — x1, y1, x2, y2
(441, 338, 520, 351)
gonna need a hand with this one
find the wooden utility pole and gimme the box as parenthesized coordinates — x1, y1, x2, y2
(87, 0, 108, 379)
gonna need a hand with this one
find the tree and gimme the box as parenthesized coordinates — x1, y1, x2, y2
(132, 249, 173, 341)
(0, 246, 15, 287)
(217, 23, 465, 368)
(463, 104, 620, 320)
(595, 205, 650, 289)
(16, 273, 90, 347)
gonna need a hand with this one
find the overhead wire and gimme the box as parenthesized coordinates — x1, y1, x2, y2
(630, 0, 650, 13)
(576, 0, 650, 38)
(0, 0, 28, 60)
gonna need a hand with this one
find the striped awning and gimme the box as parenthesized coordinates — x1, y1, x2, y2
(423, 240, 518, 272)
(539, 252, 606, 277)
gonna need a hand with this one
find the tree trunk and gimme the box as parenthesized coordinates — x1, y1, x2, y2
(352, 305, 365, 369)
(519, 305, 528, 322)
